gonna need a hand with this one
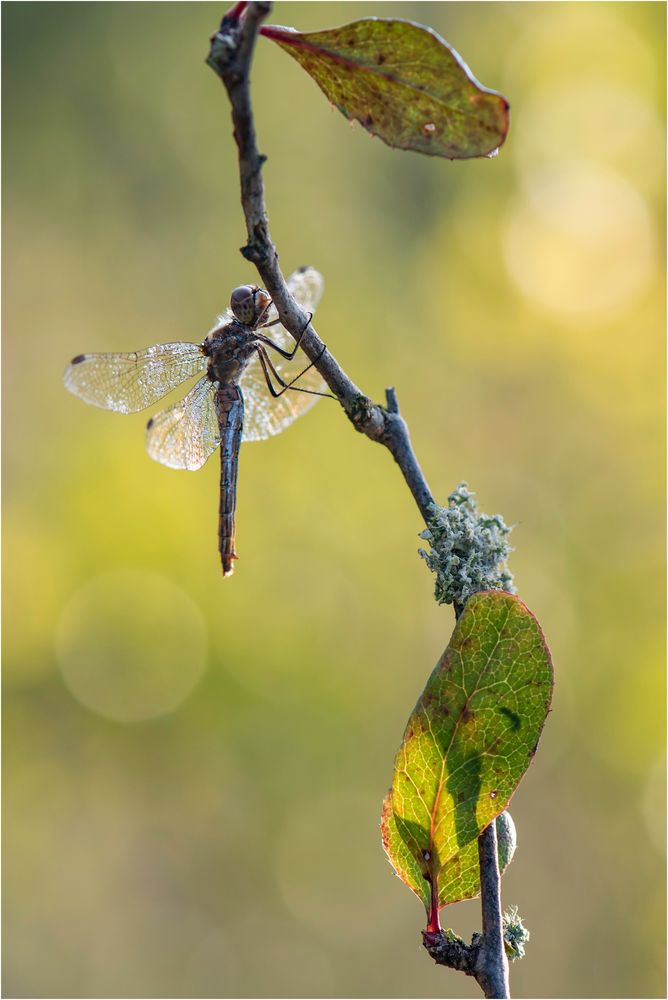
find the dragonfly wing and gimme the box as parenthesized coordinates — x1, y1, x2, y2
(207, 308, 233, 336)
(240, 265, 326, 441)
(241, 355, 325, 442)
(146, 376, 220, 471)
(286, 265, 324, 310)
(262, 266, 325, 353)
(64, 342, 206, 413)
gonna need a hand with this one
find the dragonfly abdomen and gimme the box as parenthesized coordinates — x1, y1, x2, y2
(215, 384, 245, 577)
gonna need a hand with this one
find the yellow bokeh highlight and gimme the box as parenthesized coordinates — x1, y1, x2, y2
(55, 570, 207, 722)
(503, 159, 654, 320)
(4, 3, 665, 998)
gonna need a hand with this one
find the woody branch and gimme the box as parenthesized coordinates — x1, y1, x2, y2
(207, 0, 434, 521)
(207, 3, 509, 997)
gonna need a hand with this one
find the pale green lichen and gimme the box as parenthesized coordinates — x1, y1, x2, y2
(418, 483, 515, 606)
(502, 905, 530, 961)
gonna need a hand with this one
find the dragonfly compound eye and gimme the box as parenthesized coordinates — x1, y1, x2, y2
(230, 286, 273, 325)
(230, 285, 257, 325)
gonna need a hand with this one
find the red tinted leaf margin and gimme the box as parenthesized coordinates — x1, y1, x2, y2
(381, 591, 553, 913)
(261, 18, 509, 159)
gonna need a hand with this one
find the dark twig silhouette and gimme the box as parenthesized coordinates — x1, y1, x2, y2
(207, 4, 509, 995)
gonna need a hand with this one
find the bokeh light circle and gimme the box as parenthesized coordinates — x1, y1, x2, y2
(503, 160, 654, 320)
(55, 569, 207, 722)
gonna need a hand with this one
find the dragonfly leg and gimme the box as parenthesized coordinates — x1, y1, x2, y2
(255, 301, 276, 328)
(256, 344, 334, 399)
(257, 311, 313, 360)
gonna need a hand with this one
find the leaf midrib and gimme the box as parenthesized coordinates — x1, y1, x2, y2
(428, 601, 511, 872)
(270, 34, 485, 118)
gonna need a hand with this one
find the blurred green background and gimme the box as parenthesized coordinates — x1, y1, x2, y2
(3, 3, 665, 997)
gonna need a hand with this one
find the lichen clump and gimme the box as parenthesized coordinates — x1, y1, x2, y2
(502, 905, 530, 961)
(418, 483, 515, 606)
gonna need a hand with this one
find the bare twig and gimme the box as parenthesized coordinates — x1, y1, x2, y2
(422, 926, 477, 977)
(207, 0, 434, 521)
(476, 822, 511, 998)
(422, 822, 510, 998)
(207, 3, 508, 996)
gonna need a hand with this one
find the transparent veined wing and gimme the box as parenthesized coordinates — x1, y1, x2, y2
(241, 266, 326, 441)
(146, 376, 220, 471)
(241, 356, 326, 442)
(64, 342, 206, 413)
(261, 266, 325, 349)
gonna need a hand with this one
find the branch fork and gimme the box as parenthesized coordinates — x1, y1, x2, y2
(208, 4, 508, 996)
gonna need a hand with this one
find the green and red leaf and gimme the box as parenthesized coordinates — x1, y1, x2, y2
(381, 592, 553, 914)
(382, 803, 517, 910)
(261, 18, 509, 159)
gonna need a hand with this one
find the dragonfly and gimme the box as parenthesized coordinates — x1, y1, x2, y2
(64, 267, 328, 576)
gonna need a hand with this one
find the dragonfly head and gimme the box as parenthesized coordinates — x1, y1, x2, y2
(230, 285, 272, 326)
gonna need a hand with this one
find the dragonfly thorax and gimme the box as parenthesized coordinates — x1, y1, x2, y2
(230, 285, 271, 327)
(205, 321, 258, 386)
